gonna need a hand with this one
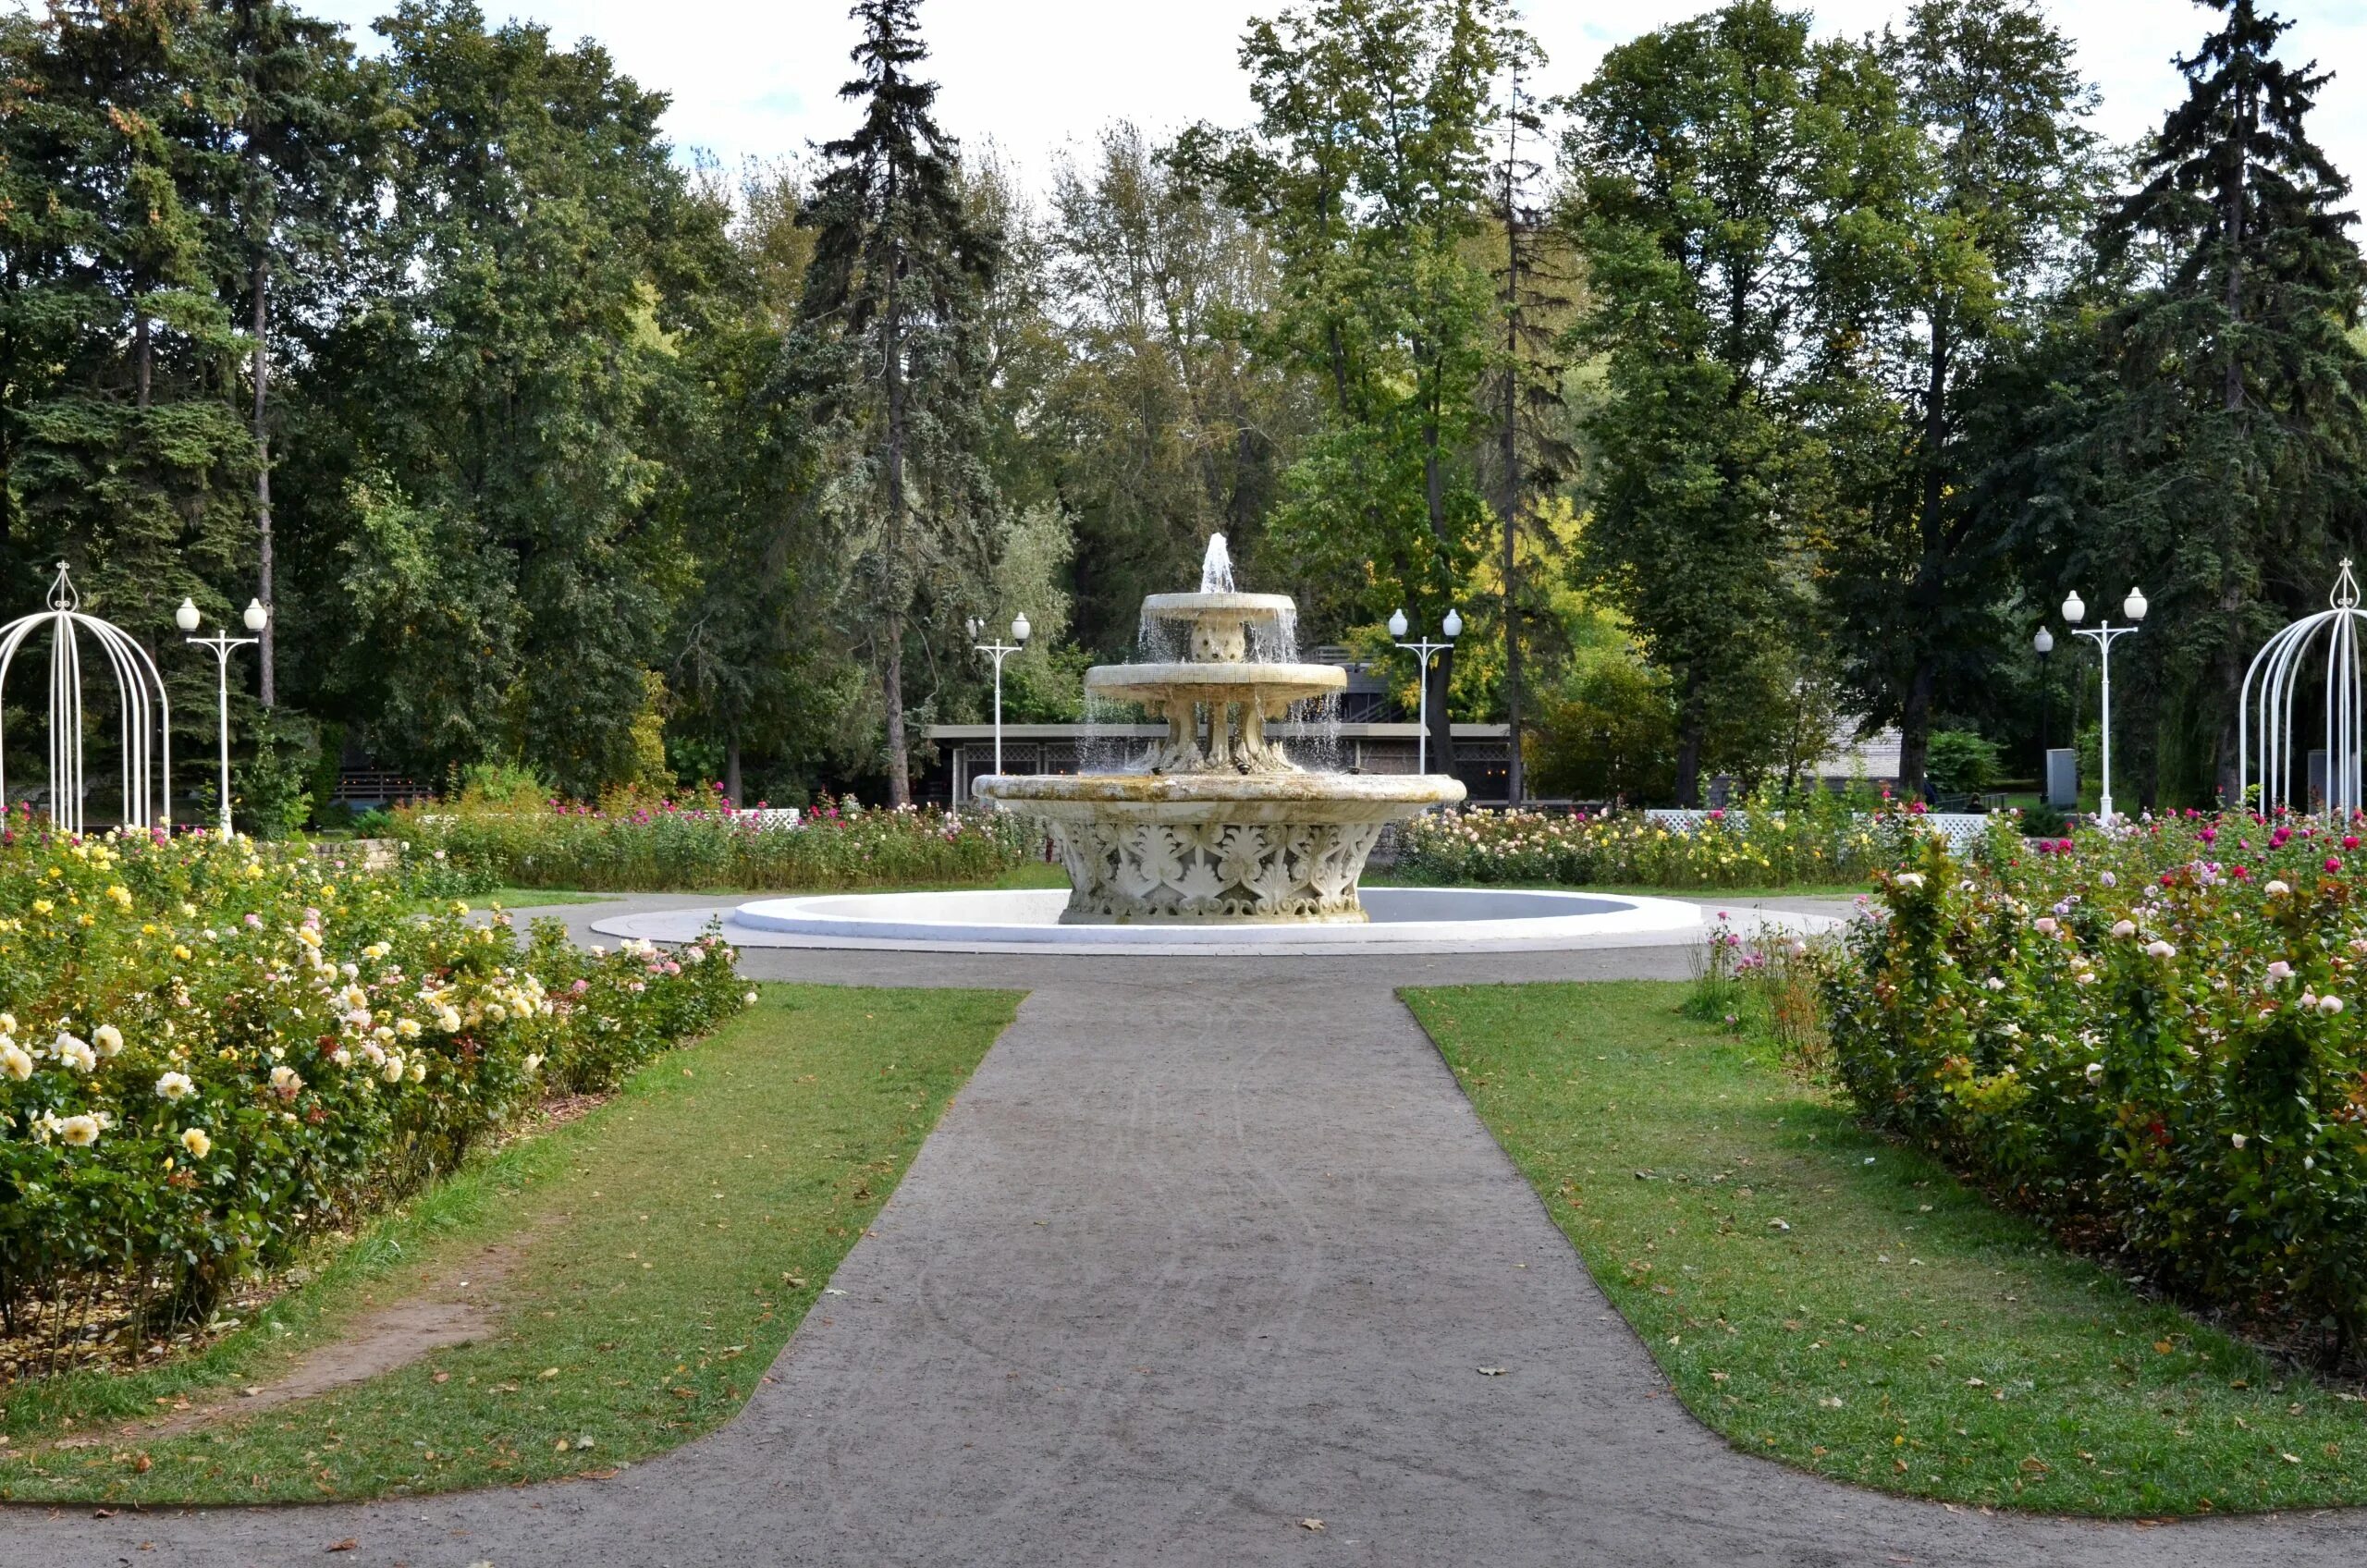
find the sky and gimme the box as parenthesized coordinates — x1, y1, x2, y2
(301, 0, 2367, 203)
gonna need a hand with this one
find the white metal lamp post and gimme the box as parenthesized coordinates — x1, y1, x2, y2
(178, 596, 266, 836)
(2062, 586, 2147, 821)
(1390, 606, 1461, 777)
(968, 612, 1030, 784)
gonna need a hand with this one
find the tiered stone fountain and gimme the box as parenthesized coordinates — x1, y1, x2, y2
(975, 537, 1464, 924)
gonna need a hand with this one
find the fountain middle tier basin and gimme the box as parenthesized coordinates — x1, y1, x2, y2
(975, 771, 1463, 924)
(1082, 659, 1345, 709)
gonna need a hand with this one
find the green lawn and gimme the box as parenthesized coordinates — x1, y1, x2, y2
(1407, 981, 2367, 1517)
(0, 983, 1017, 1503)
(484, 886, 612, 907)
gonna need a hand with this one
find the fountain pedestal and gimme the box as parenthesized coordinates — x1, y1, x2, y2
(976, 544, 1464, 925)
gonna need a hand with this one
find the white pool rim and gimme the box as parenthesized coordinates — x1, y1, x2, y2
(692, 885, 1709, 955)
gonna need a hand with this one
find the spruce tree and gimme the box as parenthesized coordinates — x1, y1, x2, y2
(791, 0, 1000, 806)
(2091, 0, 2367, 802)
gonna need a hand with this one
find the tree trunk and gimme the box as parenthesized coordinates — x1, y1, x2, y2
(134, 315, 151, 409)
(252, 253, 276, 707)
(2224, 80, 2249, 416)
(1499, 178, 1525, 807)
(1898, 658, 1936, 801)
(2214, 582, 2245, 803)
(1420, 399, 1456, 778)
(881, 160, 912, 807)
(1427, 648, 1455, 785)
(1673, 665, 1708, 808)
(724, 725, 742, 807)
(884, 613, 910, 807)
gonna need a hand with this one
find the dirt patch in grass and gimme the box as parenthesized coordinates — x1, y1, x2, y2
(116, 1224, 558, 1442)
(0, 982, 1019, 1504)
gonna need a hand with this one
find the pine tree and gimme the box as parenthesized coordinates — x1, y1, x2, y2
(2090, 0, 2367, 802)
(792, 0, 1000, 806)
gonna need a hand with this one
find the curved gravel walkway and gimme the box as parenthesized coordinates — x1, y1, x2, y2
(5, 894, 2362, 1567)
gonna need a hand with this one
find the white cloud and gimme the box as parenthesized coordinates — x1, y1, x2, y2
(302, 0, 2367, 210)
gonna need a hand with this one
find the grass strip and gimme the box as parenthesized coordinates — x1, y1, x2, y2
(484, 887, 613, 907)
(1406, 980, 2367, 1517)
(0, 982, 1016, 1503)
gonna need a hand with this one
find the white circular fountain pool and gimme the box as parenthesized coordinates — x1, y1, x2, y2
(703, 885, 1708, 956)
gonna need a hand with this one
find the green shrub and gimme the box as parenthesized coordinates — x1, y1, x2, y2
(0, 819, 746, 1361)
(1392, 780, 1903, 888)
(396, 790, 1032, 892)
(1923, 729, 2001, 797)
(1828, 811, 2367, 1350)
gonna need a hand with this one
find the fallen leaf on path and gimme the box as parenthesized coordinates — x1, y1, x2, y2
(1300, 1519, 1325, 1532)
(1477, 1366, 1506, 1377)
(325, 1540, 359, 1553)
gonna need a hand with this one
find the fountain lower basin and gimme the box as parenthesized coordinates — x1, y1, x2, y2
(724, 884, 1707, 952)
(974, 772, 1464, 923)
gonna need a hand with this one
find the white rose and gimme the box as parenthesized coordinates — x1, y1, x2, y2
(92, 1023, 124, 1056)
(154, 1072, 196, 1102)
(179, 1127, 211, 1159)
(57, 1114, 99, 1147)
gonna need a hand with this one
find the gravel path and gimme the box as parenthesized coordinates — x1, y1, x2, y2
(4, 894, 2360, 1567)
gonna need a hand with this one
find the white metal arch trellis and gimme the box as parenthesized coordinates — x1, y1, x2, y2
(2239, 559, 2367, 818)
(0, 563, 173, 834)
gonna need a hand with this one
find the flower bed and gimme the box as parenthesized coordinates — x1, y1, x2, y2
(1392, 788, 1901, 888)
(396, 793, 1033, 892)
(0, 827, 745, 1372)
(1828, 811, 2367, 1350)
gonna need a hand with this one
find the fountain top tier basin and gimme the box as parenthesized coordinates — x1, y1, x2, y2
(1139, 590, 1296, 624)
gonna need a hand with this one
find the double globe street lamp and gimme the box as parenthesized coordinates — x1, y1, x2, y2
(967, 612, 1031, 786)
(2059, 585, 2148, 822)
(1389, 606, 1462, 777)
(176, 595, 268, 837)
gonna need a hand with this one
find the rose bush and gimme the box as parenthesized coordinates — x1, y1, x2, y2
(1829, 810, 2367, 1350)
(0, 824, 744, 1360)
(395, 790, 1033, 892)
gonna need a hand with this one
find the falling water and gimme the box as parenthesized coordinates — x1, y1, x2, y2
(1076, 689, 1149, 775)
(1200, 533, 1236, 594)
